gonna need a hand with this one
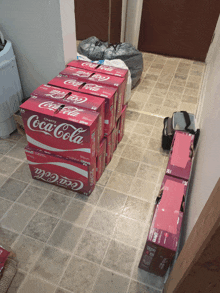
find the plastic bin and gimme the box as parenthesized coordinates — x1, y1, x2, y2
(0, 33, 23, 138)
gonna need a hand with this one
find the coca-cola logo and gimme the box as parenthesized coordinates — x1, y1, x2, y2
(68, 70, 91, 78)
(100, 66, 113, 72)
(64, 80, 82, 87)
(83, 83, 103, 92)
(38, 101, 84, 117)
(27, 115, 87, 144)
(90, 74, 110, 82)
(81, 62, 97, 69)
(66, 94, 88, 104)
(34, 168, 83, 190)
(44, 90, 67, 99)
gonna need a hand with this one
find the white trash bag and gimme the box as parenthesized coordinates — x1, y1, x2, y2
(77, 53, 132, 104)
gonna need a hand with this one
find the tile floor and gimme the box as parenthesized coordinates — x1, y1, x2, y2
(0, 53, 205, 293)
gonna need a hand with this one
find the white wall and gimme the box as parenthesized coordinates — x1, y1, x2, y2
(124, 0, 143, 48)
(182, 15, 220, 243)
(0, 0, 76, 98)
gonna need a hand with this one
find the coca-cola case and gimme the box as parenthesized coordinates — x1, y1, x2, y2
(30, 84, 105, 144)
(96, 139, 106, 181)
(60, 67, 126, 120)
(139, 175, 188, 276)
(166, 131, 195, 181)
(105, 132, 113, 166)
(67, 60, 128, 80)
(48, 75, 117, 136)
(20, 96, 99, 165)
(25, 146, 95, 195)
(118, 105, 127, 143)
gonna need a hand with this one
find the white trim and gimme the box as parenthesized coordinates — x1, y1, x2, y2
(205, 14, 220, 64)
(120, 0, 128, 43)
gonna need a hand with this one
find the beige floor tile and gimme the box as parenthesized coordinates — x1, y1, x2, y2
(140, 79, 157, 88)
(136, 163, 160, 183)
(163, 98, 181, 109)
(103, 239, 137, 277)
(121, 145, 145, 162)
(98, 188, 127, 213)
(169, 85, 185, 94)
(126, 110, 141, 121)
(60, 256, 99, 293)
(113, 215, 144, 247)
(159, 106, 176, 117)
(128, 133, 150, 149)
(98, 169, 112, 186)
(129, 280, 162, 293)
(129, 178, 156, 203)
(179, 102, 197, 114)
(115, 158, 139, 177)
(74, 185, 104, 205)
(166, 92, 182, 101)
(182, 95, 198, 104)
(131, 91, 149, 103)
(144, 73, 159, 81)
(92, 268, 129, 293)
(138, 114, 157, 125)
(132, 123, 153, 136)
(0, 178, 28, 201)
(18, 275, 56, 293)
(106, 155, 121, 171)
(184, 87, 200, 97)
(0, 198, 13, 219)
(7, 271, 26, 293)
(0, 157, 22, 176)
(148, 95, 164, 105)
(188, 74, 203, 83)
(0, 227, 19, 246)
(122, 196, 151, 221)
(128, 100, 146, 111)
(142, 150, 166, 168)
(147, 138, 163, 153)
(154, 117, 164, 128)
(135, 85, 153, 94)
(158, 72, 174, 84)
(107, 172, 133, 194)
(150, 127, 164, 140)
(143, 103, 161, 114)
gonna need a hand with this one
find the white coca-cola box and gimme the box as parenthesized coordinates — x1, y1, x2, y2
(60, 66, 126, 120)
(20, 96, 99, 165)
(25, 146, 96, 195)
(48, 75, 116, 136)
(30, 84, 105, 144)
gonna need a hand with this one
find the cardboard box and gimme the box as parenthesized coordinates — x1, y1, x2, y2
(105, 132, 113, 166)
(20, 96, 99, 165)
(30, 84, 105, 144)
(67, 60, 128, 79)
(60, 67, 126, 120)
(25, 146, 95, 195)
(48, 75, 116, 135)
(166, 131, 195, 180)
(96, 139, 106, 181)
(13, 110, 25, 135)
(118, 105, 127, 143)
(139, 175, 188, 277)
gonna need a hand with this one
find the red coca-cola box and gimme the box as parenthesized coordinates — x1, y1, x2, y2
(166, 131, 195, 181)
(30, 84, 105, 144)
(60, 66, 126, 120)
(96, 139, 106, 181)
(0, 246, 10, 273)
(118, 105, 127, 143)
(48, 75, 117, 135)
(67, 60, 128, 79)
(105, 132, 113, 166)
(139, 175, 188, 277)
(112, 126, 118, 153)
(25, 146, 95, 195)
(20, 96, 99, 165)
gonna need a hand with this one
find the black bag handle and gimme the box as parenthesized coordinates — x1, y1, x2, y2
(180, 111, 191, 131)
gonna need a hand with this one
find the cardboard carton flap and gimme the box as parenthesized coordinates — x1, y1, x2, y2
(170, 132, 192, 168)
(155, 179, 184, 234)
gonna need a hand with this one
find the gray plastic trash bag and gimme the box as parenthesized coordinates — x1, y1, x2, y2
(77, 36, 108, 61)
(77, 37, 143, 89)
(104, 43, 143, 88)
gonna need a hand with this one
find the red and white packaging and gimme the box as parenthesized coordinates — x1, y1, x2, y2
(60, 67, 126, 120)
(166, 131, 195, 181)
(67, 60, 128, 79)
(30, 84, 105, 143)
(118, 105, 127, 143)
(48, 75, 116, 135)
(25, 146, 96, 195)
(139, 175, 188, 276)
(20, 96, 99, 165)
(96, 139, 106, 181)
(105, 133, 113, 165)
(0, 246, 10, 273)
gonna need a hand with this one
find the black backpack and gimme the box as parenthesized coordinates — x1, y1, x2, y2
(162, 111, 200, 151)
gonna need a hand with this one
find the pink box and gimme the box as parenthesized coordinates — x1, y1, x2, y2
(60, 67, 126, 120)
(20, 96, 99, 165)
(48, 75, 116, 135)
(30, 84, 105, 144)
(96, 139, 106, 181)
(25, 146, 95, 195)
(166, 131, 195, 180)
(67, 60, 128, 79)
(118, 105, 127, 143)
(139, 175, 188, 276)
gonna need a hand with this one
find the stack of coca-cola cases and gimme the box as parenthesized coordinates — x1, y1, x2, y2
(20, 60, 128, 196)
